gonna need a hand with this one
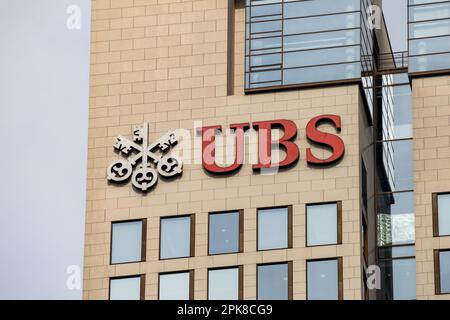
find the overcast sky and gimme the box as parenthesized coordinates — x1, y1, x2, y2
(0, 0, 90, 299)
(0, 0, 407, 299)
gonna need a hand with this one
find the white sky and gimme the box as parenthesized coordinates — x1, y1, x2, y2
(0, 0, 90, 299)
(0, 0, 407, 299)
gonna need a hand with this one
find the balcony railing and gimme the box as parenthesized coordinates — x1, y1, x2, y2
(362, 51, 409, 74)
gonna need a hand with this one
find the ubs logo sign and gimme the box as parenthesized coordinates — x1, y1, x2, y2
(107, 115, 345, 193)
(107, 123, 183, 192)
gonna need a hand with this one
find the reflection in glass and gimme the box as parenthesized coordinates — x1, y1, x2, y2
(307, 259, 339, 300)
(438, 194, 450, 236)
(110, 277, 141, 300)
(209, 212, 240, 255)
(258, 207, 288, 250)
(160, 216, 191, 259)
(159, 272, 190, 300)
(257, 263, 289, 300)
(307, 203, 338, 246)
(379, 258, 416, 300)
(111, 220, 142, 264)
(208, 268, 239, 300)
(376, 140, 413, 193)
(377, 192, 415, 246)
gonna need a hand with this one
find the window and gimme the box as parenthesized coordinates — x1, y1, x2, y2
(433, 193, 450, 237)
(378, 245, 416, 300)
(111, 220, 145, 264)
(208, 267, 241, 300)
(257, 263, 291, 300)
(160, 215, 194, 260)
(435, 250, 450, 294)
(307, 259, 341, 300)
(109, 275, 144, 300)
(257, 206, 291, 251)
(159, 271, 192, 300)
(209, 211, 242, 255)
(306, 202, 341, 246)
(377, 192, 415, 246)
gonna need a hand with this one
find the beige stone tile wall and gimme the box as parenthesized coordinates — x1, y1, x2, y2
(84, 0, 363, 300)
(413, 75, 450, 300)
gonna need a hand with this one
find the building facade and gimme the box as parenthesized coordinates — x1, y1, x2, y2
(83, 0, 450, 300)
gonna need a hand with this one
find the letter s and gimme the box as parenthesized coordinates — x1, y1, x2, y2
(306, 115, 345, 165)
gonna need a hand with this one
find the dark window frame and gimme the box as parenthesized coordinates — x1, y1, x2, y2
(207, 209, 244, 256)
(109, 274, 145, 300)
(110, 218, 147, 265)
(159, 214, 195, 261)
(434, 249, 450, 295)
(306, 257, 343, 300)
(158, 270, 194, 300)
(207, 265, 244, 300)
(433, 192, 450, 237)
(305, 201, 343, 247)
(256, 205, 293, 252)
(256, 261, 293, 300)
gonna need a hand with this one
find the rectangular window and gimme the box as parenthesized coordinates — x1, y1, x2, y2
(159, 271, 193, 300)
(306, 202, 341, 247)
(435, 250, 450, 294)
(378, 245, 416, 300)
(111, 220, 146, 264)
(209, 211, 242, 255)
(160, 215, 194, 260)
(257, 262, 291, 300)
(307, 258, 342, 300)
(433, 193, 450, 237)
(109, 275, 144, 300)
(377, 192, 415, 246)
(257, 206, 291, 251)
(208, 267, 242, 300)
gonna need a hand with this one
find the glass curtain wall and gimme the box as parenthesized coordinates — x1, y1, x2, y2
(375, 73, 416, 300)
(245, 0, 364, 90)
(409, 0, 450, 73)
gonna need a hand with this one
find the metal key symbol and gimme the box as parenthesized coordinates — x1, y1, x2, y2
(107, 123, 183, 192)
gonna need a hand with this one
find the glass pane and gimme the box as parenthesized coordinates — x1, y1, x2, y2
(376, 140, 413, 193)
(410, 36, 450, 55)
(258, 207, 288, 250)
(257, 263, 288, 300)
(250, 20, 282, 34)
(379, 245, 416, 259)
(409, 2, 450, 22)
(250, 70, 282, 84)
(160, 216, 191, 259)
(377, 84, 413, 140)
(379, 258, 416, 300)
(409, 52, 450, 73)
(110, 277, 141, 300)
(307, 259, 339, 300)
(250, 3, 282, 17)
(208, 268, 239, 300)
(209, 212, 240, 254)
(438, 194, 450, 236)
(284, 29, 360, 52)
(159, 272, 190, 300)
(440, 251, 450, 293)
(283, 62, 360, 84)
(284, 45, 360, 68)
(284, 12, 359, 35)
(284, 0, 360, 18)
(409, 19, 450, 38)
(307, 203, 338, 246)
(377, 192, 415, 246)
(111, 221, 142, 264)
